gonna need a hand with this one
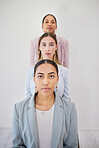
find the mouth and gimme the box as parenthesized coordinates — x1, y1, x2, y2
(45, 53, 51, 55)
(41, 88, 50, 92)
(47, 27, 52, 30)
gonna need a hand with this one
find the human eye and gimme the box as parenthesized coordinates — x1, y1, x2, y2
(49, 43, 54, 46)
(49, 75, 55, 79)
(51, 21, 55, 24)
(45, 20, 48, 23)
(42, 43, 46, 46)
(37, 75, 43, 79)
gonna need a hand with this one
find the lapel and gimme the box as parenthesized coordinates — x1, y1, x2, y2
(27, 94, 39, 148)
(52, 93, 64, 148)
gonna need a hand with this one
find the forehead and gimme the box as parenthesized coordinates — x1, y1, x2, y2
(35, 63, 57, 74)
(44, 15, 55, 21)
(40, 36, 55, 43)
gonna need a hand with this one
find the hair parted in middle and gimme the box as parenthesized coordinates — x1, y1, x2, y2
(38, 33, 61, 65)
(42, 14, 57, 26)
(34, 59, 58, 76)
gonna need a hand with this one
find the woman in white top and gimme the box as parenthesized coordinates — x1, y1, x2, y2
(12, 59, 78, 148)
(24, 33, 70, 100)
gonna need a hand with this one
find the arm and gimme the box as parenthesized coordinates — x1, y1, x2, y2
(24, 67, 32, 99)
(30, 38, 39, 66)
(62, 67, 70, 100)
(64, 103, 78, 148)
(30, 40, 35, 66)
(12, 104, 26, 148)
(63, 39, 69, 68)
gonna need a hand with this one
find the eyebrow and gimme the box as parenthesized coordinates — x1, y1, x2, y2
(49, 42, 55, 44)
(41, 42, 46, 44)
(37, 72, 44, 75)
(45, 19, 55, 21)
(48, 72, 56, 75)
(36, 72, 56, 75)
(41, 42, 55, 44)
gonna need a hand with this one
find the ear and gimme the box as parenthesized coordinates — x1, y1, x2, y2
(41, 24, 44, 29)
(55, 25, 57, 30)
(33, 76, 35, 83)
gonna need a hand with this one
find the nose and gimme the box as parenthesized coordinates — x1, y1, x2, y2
(48, 21, 51, 25)
(45, 45, 50, 51)
(43, 77, 49, 85)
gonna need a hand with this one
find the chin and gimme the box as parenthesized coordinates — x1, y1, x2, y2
(41, 91, 54, 97)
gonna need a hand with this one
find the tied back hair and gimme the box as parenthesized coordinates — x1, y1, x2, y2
(34, 59, 58, 76)
(42, 14, 57, 26)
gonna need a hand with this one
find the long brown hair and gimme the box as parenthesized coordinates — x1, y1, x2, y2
(38, 33, 61, 65)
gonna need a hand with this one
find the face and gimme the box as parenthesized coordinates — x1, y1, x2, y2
(39, 36, 57, 60)
(42, 15, 57, 34)
(34, 63, 59, 97)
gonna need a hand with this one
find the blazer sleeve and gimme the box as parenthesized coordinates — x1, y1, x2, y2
(30, 38, 39, 66)
(30, 40, 35, 66)
(64, 103, 78, 148)
(24, 67, 32, 99)
(63, 39, 69, 68)
(62, 67, 70, 99)
(12, 104, 26, 148)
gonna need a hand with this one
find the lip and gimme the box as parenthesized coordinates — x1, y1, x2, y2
(41, 88, 50, 91)
(47, 27, 52, 29)
(45, 53, 51, 55)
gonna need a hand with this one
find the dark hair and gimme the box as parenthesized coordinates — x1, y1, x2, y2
(38, 33, 61, 65)
(42, 14, 57, 25)
(34, 59, 58, 76)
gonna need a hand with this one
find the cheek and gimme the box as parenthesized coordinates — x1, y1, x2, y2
(35, 79, 41, 86)
(52, 48, 56, 54)
(51, 80, 57, 87)
(36, 81, 42, 91)
(44, 25, 47, 29)
(40, 48, 45, 54)
(53, 24, 56, 28)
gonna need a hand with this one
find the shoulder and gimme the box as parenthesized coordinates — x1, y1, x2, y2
(56, 35, 69, 44)
(26, 65, 35, 75)
(55, 93, 76, 113)
(58, 64, 69, 72)
(14, 98, 30, 113)
(62, 98, 76, 114)
(31, 37, 40, 44)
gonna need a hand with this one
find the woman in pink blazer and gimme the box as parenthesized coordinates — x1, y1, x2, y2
(30, 14, 69, 68)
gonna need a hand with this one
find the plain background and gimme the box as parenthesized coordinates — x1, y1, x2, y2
(0, 0, 99, 129)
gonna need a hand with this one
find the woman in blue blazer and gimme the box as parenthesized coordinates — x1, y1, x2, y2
(24, 33, 70, 100)
(12, 59, 78, 148)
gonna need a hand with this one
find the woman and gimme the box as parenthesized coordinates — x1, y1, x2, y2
(25, 33, 69, 100)
(30, 14, 69, 68)
(12, 59, 78, 148)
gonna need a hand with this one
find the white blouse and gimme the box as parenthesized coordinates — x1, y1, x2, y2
(35, 104, 54, 148)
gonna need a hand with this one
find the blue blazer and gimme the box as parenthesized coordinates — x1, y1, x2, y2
(24, 64, 70, 100)
(12, 93, 78, 148)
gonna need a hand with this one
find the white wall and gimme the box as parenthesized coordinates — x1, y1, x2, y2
(0, 0, 99, 128)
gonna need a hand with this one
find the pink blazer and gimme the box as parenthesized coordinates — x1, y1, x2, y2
(30, 36, 69, 68)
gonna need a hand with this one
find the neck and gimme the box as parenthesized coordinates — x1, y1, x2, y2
(43, 58, 53, 60)
(35, 93, 55, 111)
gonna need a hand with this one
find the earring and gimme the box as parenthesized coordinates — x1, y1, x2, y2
(56, 86, 57, 92)
(35, 86, 38, 93)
